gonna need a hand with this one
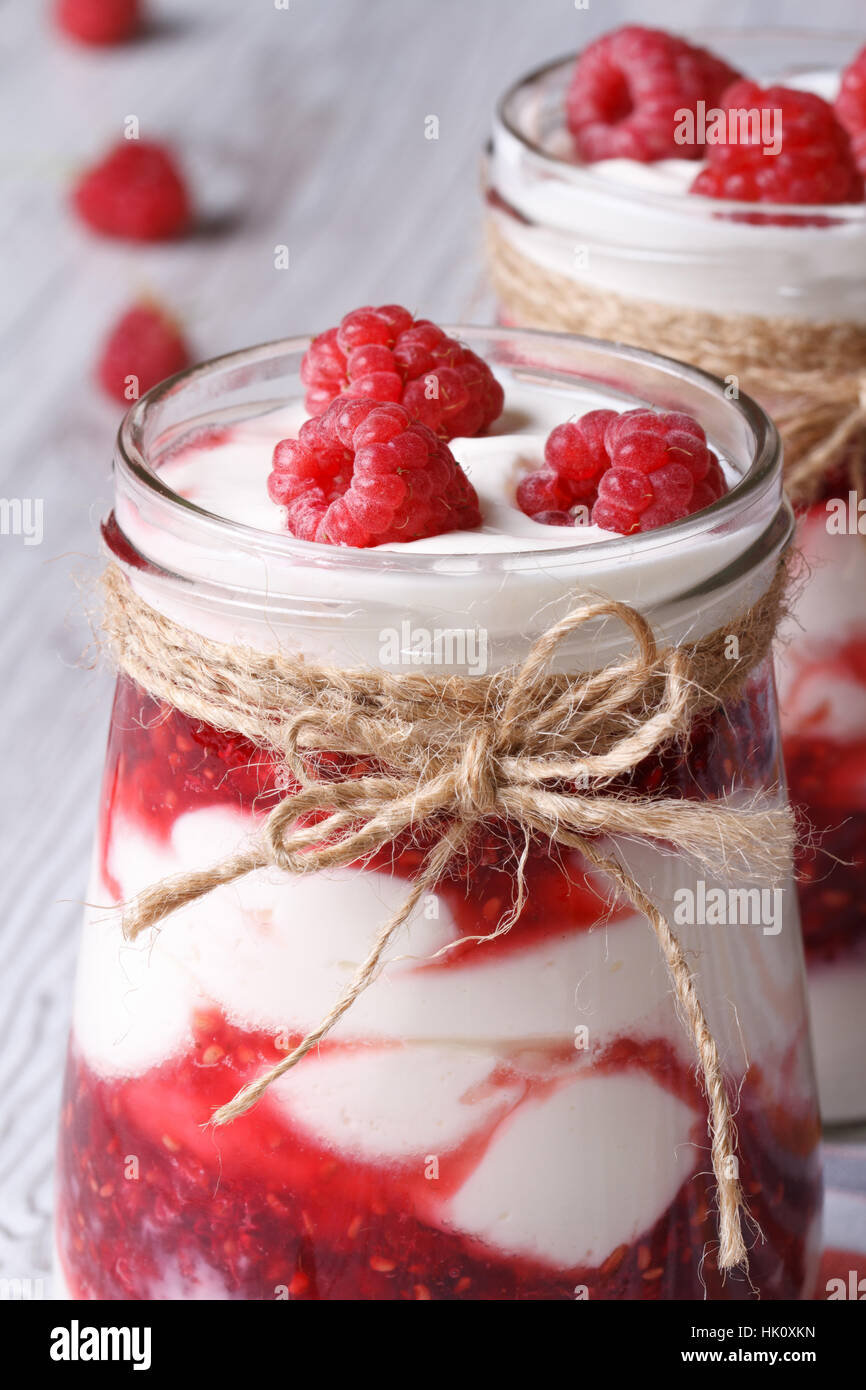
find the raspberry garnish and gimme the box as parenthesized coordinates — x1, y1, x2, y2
(544, 411, 617, 495)
(516, 410, 616, 523)
(690, 81, 863, 205)
(55, 0, 141, 44)
(73, 140, 191, 241)
(517, 408, 727, 535)
(97, 303, 190, 404)
(592, 410, 723, 534)
(835, 45, 866, 178)
(300, 306, 504, 441)
(566, 25, 740, 162)
(268, 396, 481, 547)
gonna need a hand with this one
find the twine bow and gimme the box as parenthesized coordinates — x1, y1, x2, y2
(103, 561, 794, 1272)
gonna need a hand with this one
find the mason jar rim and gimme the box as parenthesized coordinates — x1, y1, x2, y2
(114, 323, 784, 587)
(495, 29, 866, 226)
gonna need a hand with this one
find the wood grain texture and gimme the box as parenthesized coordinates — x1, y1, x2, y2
(2, 0, 864, 1291)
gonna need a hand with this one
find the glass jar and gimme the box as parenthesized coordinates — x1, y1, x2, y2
(55, 328, 820, 1301)
(484, 29, 866, 1124)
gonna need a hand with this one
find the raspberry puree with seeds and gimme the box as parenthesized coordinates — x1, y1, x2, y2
(56, 356, 820, 1300)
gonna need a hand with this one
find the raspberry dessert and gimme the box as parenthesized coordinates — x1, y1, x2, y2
(486, 27, 866, 1122)
(566, 26, 741, 163)
(97, 303, 191, 405)
(55, 328, 820, 1301)
(73, 140, 191, 241)
(300, 306, 504, 440)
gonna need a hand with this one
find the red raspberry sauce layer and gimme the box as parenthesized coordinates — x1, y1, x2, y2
(98, 666, 783, 865)
(59, 668, 815, 1300)
(56, 1026, 818, 1301)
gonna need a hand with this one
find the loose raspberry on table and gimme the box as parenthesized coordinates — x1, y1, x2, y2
(835, 45, 866, 178)
(73, 140, 191, 240)
(690, 81, 863, 204)
(267, 396, 481, 548)
(566, 25, 741, 162)
(516, 407, 727, 535)
(97, 303, 190, 404)
(55, 0, 141, 44)
(300, 305, 505, 441)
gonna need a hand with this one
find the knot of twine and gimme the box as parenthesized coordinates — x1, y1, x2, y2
(455, 725, 499, 818)
(485, 216, 866, 506)
(102, 559, 794, 1273)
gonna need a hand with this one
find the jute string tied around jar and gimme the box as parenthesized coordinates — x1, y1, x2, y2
(486, 218, 866, 507)
(102, 558, 795, 1273)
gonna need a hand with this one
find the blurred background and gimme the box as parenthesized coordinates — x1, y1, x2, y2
(2, 0, 863, 1292)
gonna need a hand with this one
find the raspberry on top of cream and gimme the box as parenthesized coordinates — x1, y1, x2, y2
(160, 305, 730, 552)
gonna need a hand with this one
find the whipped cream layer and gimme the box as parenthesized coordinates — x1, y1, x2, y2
(490, 66, 866, 320)
(117, 369, 773, 670)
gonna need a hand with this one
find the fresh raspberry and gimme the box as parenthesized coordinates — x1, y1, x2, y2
(690, 452, 727, 512)
(268, 396, 481, 547)
(515, 469, 576, 518)
(835, 45, 866, 178)
(300, 306, 504, 441)
(97, 303, 190, 404)
(73, 140, 191, 241)
(566, 25, 741, 162)
(516, 409, 617, 523)
(591, 409, 723, 534)
(690, 81, 863, 204)
(55, 0, 141, 44)
(543, 410, 617, 496)
(517, 408, 727, 534)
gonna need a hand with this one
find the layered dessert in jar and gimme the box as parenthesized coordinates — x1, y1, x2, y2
(56, 319, 820, 1301)
(484, 26, 866, 1123)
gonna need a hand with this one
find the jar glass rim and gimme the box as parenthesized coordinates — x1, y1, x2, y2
(113, 324, 783, 584)
(495, 29, 866, 226)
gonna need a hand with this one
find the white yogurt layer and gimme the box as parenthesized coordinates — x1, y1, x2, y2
(77, 806, 684, 1071)
(490, 67, 866, 320)
(444, 1071, 697, 1268)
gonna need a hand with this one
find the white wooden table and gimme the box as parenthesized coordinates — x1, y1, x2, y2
(2, 0, 863, 1294)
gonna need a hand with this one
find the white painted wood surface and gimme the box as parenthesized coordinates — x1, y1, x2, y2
(2, 0, 864, 1293)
